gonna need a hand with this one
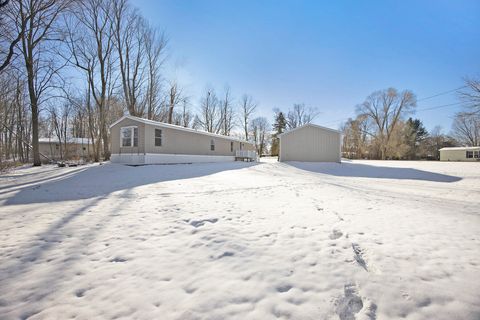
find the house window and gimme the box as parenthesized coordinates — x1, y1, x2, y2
(230, 141, 233, 152)
(210, 139, 215, 151)
(474, 151, 479, 159)
(121, 127, 138, 147)
(55, 144, 59, 150)
(466, 151, 473, 158)
(155, 129, 162, 147)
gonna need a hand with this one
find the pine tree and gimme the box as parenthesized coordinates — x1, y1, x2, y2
(404, 118, 428, 159)
(271, 111, 287, 156)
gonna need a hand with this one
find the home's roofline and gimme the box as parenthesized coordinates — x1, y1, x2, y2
(38, 137, 94, 144)
(439, 146, 480, 151)
(110, 115, 253, 144)
(278, 123, 341, 137)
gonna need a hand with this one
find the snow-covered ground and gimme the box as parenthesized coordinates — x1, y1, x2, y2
(0, 159, 479, 319)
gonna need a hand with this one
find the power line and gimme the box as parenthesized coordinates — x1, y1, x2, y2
(318, 86, 467, 127)
(319, 101, 464, 127)
(416, 101, 463, 112)
(417, 86, 467, 102)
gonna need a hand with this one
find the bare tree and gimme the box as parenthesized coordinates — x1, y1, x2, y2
(195, 87, 221, 133)
(424, 126, 457, 160)
(165, 80, 185, 124)
(286, 103, 319, 129)
(12, 0, 71, 165)
(0, 0, 29, 72)
(219, 86, 235, 135)
(341, 115, 369, 159)
(459, 77, 480, 114)
(452, 112, 480, 146)
(112, 0, 147, 116)
(0, 72, 32, 164)
(173, 99, 192, 127)
(67, 0, 115, 160)
(356, 88, 416, 160)
(239, 94, 256, 141)
(48, 102, 71, 159)
(144, 24, 167, 120)
(251, 116, 269, 156)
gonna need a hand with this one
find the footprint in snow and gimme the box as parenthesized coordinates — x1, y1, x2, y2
(335, 283, 377, 320)
(75, 288, 86, 298)
(276, 284, 293, 293)
(329, 229, 343, 240)
(335, 283, 363, 320)
(110, 257, 127, 263)
(351, 243, 368, 272)
(189, 218, 218, 228)
(217, 251, 235, 259)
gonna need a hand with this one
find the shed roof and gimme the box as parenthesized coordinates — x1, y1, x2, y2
(278, 123, 341, 137)
(110, 115, 252, 144)
(439, 146, 480, 151)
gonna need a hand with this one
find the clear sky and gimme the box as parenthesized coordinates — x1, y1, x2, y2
(134, 0, 480, 132)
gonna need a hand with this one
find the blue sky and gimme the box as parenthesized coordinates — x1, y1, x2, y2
(135, 0, 480, 132)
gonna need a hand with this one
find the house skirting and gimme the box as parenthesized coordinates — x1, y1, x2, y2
(111, 153, 235, 165)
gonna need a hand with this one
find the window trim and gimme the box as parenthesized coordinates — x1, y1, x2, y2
(210, 139, 215, 151)
(120, 126, 138, 147)
(155, 128, 162, 147)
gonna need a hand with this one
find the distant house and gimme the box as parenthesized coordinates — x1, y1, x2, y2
(109, 115, 256, 165)
(278, 123, 341, 162)
(38, 137, 95, 161)
(439, 147, 480, 162)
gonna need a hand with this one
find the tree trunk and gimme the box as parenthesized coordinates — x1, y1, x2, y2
(102, 126, 109, 160)
(31, 103, 40, 165)
(27, 61, 41, 166)
(168, 104, 174, 124)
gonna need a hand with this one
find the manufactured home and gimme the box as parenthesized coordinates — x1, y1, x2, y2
(110, 115, 256, 165)
(439, 146, 480, 162)
(278, 123, 341, 162)
(38, 137, 96, 161)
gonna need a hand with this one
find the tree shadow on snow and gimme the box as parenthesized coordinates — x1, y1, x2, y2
(286, 161, 461, 183)
(0, 190, 136, 316)
(4, 162, 258, 205)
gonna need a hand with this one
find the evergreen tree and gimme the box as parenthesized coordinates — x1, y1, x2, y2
(404, 118, 428, 159)
(271, 111, 287, 156)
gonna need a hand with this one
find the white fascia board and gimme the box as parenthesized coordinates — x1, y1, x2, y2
(278, 123, 341, 138)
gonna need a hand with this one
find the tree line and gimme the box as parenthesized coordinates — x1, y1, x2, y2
(0, 1, 478, 166)
(0, 0, 281, 166)
(340, 79, 480, 160)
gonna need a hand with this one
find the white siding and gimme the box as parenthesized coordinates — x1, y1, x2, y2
(279, 125, 341, 162)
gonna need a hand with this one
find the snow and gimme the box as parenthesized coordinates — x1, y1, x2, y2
(0, 159, 479, 319)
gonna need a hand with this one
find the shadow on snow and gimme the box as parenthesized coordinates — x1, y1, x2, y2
(4, 162, 258, 205)
(286, 161, 462, 183)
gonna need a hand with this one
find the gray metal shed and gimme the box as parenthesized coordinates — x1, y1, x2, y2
(278, 124, 341, 162)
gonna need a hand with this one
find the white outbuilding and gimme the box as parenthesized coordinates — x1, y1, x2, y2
(278, 123, 341, 162)
(439, 146, 480, 162)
